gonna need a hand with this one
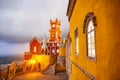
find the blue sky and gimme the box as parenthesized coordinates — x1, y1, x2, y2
(0, 0, 69, 56)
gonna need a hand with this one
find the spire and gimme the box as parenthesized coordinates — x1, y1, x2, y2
(41, 34, 47, 49)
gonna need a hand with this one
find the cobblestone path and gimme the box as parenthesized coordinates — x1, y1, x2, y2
(13, 72, 67, 80)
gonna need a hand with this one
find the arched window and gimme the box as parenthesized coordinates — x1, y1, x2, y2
(52, 49, 55, 53)
(52, 44, 54, 47)
(34, 46, 37, 52)
(87, 20, 95, 57)
(83, 12, 97, 59)
(57, 49, 59, 53)
(57, 43, 59, 47)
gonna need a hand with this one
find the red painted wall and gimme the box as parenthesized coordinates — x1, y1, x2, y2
(47, 42, 59, 55)
(24, 52, 32, 60)
(30, 39, 41, 55)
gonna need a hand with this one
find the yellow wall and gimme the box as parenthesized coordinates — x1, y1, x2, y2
(69, 0, 120, 80)
(59, 47, 66, 56)
(31, 55, 50, 71)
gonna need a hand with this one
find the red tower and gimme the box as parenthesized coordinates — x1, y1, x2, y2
(47, 19, 62, 55)
(49, 19, 62, 42)
(30, 37, 41, 55)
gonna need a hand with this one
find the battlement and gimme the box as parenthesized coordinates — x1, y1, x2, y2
(50, 19, 61, 29)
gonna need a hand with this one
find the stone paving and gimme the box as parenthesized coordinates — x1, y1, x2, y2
(13, 72, 67, 80)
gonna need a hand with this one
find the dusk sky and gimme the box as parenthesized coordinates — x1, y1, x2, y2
(0, 0, 69, 56)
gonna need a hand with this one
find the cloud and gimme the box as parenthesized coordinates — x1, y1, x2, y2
(0, 41, 29, 56)
(0, 0, 69, 43)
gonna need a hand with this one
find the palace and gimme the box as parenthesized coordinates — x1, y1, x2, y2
(66, 0, 120, 80)
(24, 19, 64, 61)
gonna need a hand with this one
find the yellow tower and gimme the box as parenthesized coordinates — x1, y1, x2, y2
(49, 19, 62, 42)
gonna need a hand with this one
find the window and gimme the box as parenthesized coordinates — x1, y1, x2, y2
(56, 32, 58, 36)
(52, 44, 54, 47)
(52, 24, 55, 28)
(34, 46, 36, 52)
(57, 49, 59, 53)
(52, 35, 54, 38)
(74, 28, 79, 55)
(57, 43, 59, 47)
(70, 43, 72, 54)
(52, 49, 55, 53)
(87, 20, 95, 58)
(83, 12, 97, 59)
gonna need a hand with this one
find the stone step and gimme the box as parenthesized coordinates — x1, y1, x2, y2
(42, 65, 55, 75)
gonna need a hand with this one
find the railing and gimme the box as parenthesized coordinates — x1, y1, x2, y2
(0, 60, 34, 80)
(0, 62, 16, 80)
(71, 60, 96, 80)
(0, 55, 51, 80)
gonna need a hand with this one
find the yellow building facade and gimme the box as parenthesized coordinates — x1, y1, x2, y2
(66, 0, 120, 80)
(59, 47, 65, 56)
(59, 39, 66, 56)
(57, 39, 66, 66)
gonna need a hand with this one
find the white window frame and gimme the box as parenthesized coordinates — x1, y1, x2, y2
(74, 27, 79, 55)
(87, 20, 96, 58)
